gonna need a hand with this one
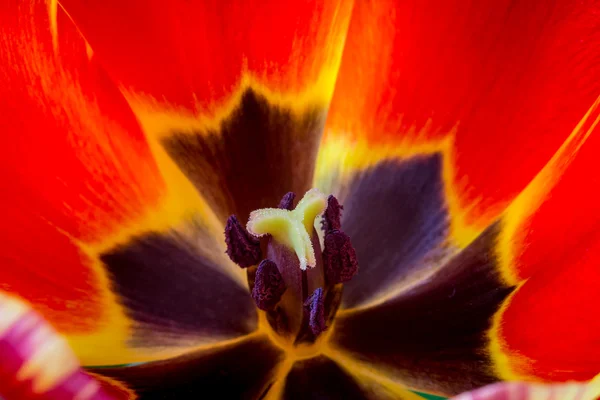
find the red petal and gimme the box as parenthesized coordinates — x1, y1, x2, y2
(60, 0, 353, 112)
(492, 98, 600, 381)
(322, 0, 600, 244)
(60, 0, 353, 226)
(0, 0, 166, 363)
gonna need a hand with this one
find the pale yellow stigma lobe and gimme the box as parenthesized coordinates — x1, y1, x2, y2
(246, 189, 327, 270)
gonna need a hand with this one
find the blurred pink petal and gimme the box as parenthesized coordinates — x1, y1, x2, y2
(451, 379, 600, 400)
(0, 292, 116, 400)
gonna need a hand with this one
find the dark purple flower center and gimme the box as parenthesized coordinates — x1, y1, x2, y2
(224, 189, 358, 347)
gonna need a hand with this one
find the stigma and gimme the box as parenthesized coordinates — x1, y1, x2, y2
(246, 188, 327, 270)
(224, 189, 358, 344)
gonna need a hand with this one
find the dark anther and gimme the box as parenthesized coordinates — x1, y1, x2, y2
(304, 287, 327, 336)
(252, 259, 287, 310)
(224, 215, 262, 268)
(322, 195, 343, 232)
(278, 192, 296, 210)
(323, 229, 358, 284)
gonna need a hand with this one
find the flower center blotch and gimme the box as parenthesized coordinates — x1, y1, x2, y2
(224, 189, 358, 346)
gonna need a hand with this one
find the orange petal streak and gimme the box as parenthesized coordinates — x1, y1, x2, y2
(0, 0, 166, 363)
(491, 97, 600, 381)
(59, 0, 353, 127)
(60, 0, 354, 231)
(321, 0, 600, 245)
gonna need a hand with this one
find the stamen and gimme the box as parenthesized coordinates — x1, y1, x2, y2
(252, 260, 286, 311)
(278, 192, 296, 210)
(304, 288, 327, 336)
(246, 189, 327, 270)
(322, 195, 343, 232)
(224, 215, 262, 268)
(230, 189, 357, 344)
(323, 230, 359, 284)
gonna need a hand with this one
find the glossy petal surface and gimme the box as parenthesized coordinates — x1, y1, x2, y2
(61, 0, 354, 223)
(8, 0, 600, 397)
(0, 0, 164, 365)
(91, 334, 283, 399)
(329, 223, 514, 396)
(160, 89, 327, 222)
(319, 0, 600, 247)
(492, 98, 600, 381)
(61, 0, 352, 111)
(315, 0, 600, 390)
(99, 230, 258, 348)
(0, 0, 253, 366)
(329, 154, 455, 310)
